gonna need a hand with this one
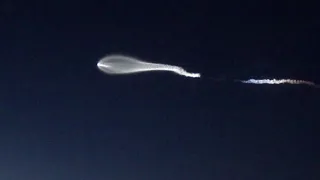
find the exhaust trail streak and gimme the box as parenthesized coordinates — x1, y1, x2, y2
(239, 79, 319, 88)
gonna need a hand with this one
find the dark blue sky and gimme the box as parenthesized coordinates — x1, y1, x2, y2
(0, 0, 319, 179)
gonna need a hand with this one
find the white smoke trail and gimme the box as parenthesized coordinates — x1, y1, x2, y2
(97, 54, 201, 78)
(240, 79, 319, 88)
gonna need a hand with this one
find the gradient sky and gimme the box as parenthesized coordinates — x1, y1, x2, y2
(0, 0, 319, 179)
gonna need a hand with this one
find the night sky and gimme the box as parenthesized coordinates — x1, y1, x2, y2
(0, 0, 319, 179)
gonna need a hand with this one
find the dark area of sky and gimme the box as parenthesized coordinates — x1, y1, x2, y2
(0, 0, 319, 179)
